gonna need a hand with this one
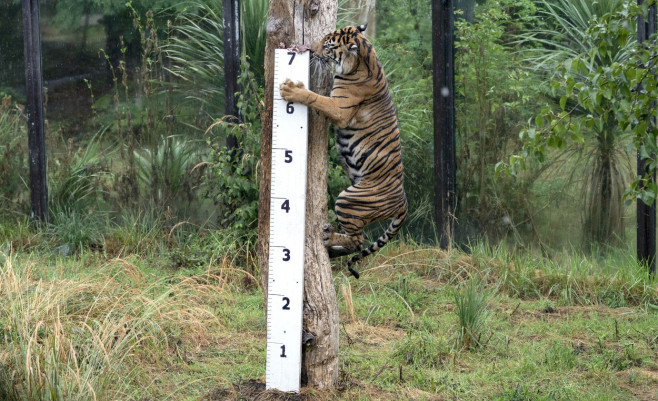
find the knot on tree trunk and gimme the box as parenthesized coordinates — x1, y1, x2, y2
(308, 0, 320, 17)
(302, 329, 316, 347)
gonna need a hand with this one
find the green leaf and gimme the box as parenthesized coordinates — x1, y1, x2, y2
(559, 96, 567, 111)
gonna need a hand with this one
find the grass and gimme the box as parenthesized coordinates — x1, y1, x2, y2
(0, 223, 657, 400)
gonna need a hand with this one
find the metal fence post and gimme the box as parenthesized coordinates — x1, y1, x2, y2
(637, 0, 657, 276)
(21, 0, 48, 222)
(223, 0, 241, 151)
(433, 0, 456, 249)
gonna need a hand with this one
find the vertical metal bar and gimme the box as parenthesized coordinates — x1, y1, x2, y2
(21, 0, 48, 222)
(223, 0, 241, 150)
(433, 0, 456, 249)
(637, 0, 656, 276)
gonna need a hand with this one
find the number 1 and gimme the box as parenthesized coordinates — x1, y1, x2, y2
(280, 344, 287, 357)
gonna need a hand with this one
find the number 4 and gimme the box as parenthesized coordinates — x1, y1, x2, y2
(281, 199, 290, 213)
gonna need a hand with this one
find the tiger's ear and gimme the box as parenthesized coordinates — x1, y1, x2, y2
(357, 24, 367, 33)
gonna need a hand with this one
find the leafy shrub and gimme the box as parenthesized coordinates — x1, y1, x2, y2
(455, 0, 541, 241)
(205, 66, 262, 233)
(48, 131, 114, 216)
(133, 135, 205, 215)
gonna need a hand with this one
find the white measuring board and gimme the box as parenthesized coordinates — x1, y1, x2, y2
(266, 49, 310, 393)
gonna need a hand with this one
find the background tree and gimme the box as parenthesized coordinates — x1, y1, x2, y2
(258, 0, 339, 388)
(518, 0, 632, 246)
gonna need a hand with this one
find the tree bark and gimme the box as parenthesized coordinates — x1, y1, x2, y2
(258, 0, 339, 389)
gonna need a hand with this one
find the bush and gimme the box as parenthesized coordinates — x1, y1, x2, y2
(0, 95, 29, 216)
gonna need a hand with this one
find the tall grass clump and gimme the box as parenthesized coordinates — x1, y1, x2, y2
(393, 329, 448, 368)
(454, 275, 492, 350)
(467, 240, 658, 307)
(0, 253, 220, 400)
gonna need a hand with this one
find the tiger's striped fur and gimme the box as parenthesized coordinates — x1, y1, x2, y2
(279, 25, 407, 278)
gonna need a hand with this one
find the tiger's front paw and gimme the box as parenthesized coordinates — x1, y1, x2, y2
(279, 79, 307, 103)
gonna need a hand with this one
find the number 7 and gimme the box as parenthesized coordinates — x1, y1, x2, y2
(288, 52, 296, 65)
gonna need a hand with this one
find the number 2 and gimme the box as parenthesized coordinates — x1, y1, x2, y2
(282, 297, 290, 310)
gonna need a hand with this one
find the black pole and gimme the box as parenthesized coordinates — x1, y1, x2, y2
(433, 0, 456, 249)
(21, 0, 48, 222)
(223, 0, 241, 150)
(637, 0, 657, 276)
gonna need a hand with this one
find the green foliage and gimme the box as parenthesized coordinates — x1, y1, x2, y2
(48, 131, 114, 216)
(375, 0, 434, 239)
(0, 96, 28, 216)
(133, 136, 205, 215)
(164, 0, 268, 120)
(241, 0, 268, 83)
(497, 0, 639, 245)
(205, 66, 262, 233)
(455, 0, 540, 239)
(503, 1, 658, 245)
(164, 0, 226, 120)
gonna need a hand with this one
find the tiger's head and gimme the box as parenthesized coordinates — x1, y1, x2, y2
(311, 25, 373, 75)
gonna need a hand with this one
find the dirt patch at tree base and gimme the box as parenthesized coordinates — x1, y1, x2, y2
(203, 380, 327, 401)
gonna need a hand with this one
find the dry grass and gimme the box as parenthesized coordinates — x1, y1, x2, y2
(0, 252, 223, 401)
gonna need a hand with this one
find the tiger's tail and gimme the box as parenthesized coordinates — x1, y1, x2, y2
(347, 210, 407, 279)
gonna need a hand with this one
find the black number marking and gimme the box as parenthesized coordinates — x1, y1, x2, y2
(288, 52, 296, 65)
(286, 102, 295, 114)
(281, 199, 290, 213)
(282, 248, 291, 261)
(282, 297, 291, 310)
(280, 344, 287, 357)
(284, 150, 293, 163)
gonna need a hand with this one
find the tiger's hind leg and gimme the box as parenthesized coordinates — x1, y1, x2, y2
(323, 223, 364, 258)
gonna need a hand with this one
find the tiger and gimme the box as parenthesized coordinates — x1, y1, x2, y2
(279, 24, 407, 279)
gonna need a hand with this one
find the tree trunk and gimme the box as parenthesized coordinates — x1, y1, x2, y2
(258, 0, 339, 389)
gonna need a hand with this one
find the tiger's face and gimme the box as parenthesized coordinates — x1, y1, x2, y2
(312, 25, 368, 75)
